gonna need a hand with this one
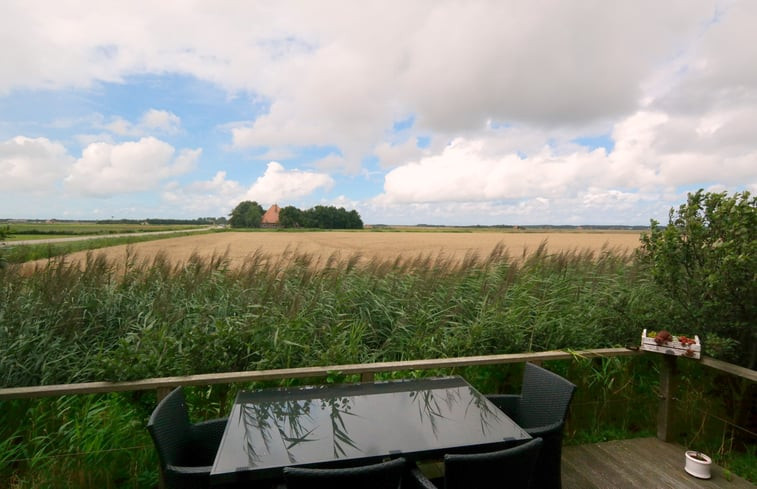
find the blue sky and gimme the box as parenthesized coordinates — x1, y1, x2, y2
(1, 1, 755, 225)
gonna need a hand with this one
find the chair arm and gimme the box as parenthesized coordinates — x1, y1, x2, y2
(165, 463, 212, 476)
(191, 418, 227, 442)
(524, 420, 564, 437)
(485, 394, 521, 420)
(407, 467, 439, 489)
(164, 464, 212, 489)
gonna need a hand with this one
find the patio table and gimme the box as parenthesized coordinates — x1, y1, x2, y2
(210, 376, 530, 485)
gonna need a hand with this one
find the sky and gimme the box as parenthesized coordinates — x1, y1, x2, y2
(1, 1, 755, 225)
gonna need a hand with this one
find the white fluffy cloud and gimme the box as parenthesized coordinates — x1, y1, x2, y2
(0, 2, 718, 161)
(243, 161, 334, 206)
(2, 1, 756, 223)
(371, 104, 757, 223)
(161, 163, 335, 215)
(373, 138, 431, 170)
(375, 138, 606, 204)
(0, 136, 73, 191)
(105, 109, 181, 137)
(64, 137, 199, 196)
(162, 171, 244, 214)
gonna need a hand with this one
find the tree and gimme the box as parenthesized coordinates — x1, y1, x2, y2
(345, 209, 364, 229)
(279, 206, 304, 228)
(229, 201, 264, 228)
(639, 190, 756, 368)
(301, 205, 364, 229)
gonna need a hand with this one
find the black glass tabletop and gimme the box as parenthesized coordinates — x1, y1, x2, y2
(211, 376, 529, 484)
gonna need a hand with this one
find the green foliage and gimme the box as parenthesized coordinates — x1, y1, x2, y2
(298, 205, 363, 229)
(228, 200, 264, 228)
(229, 201, 364, 229)
(0, 225, 8, 268)
(0, 394, 157, 488)
(279, 205, 304, 228)
(276, 204, 364, 229)
(1, 239, 753, 487)
(561, 355, 658, 444)
(1, 245, 648, 387)
(639, 190, 756, 368)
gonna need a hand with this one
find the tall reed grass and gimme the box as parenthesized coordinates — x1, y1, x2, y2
(1, 244, 751, 487)
(0, 243, 654, 387)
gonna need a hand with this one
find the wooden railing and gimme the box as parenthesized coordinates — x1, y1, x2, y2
(1, 347, 755, 442)
(0, 348, 635, 400)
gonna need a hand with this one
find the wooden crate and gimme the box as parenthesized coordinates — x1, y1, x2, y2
(640, 329, 701, 359)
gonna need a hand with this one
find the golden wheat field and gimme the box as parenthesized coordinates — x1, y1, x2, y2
(31, 230, 644, 270)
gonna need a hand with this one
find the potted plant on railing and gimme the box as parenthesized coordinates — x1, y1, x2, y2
(640, 329, 701, 359)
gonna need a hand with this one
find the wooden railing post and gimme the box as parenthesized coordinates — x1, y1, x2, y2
(657, 355, 677, 442)
(360, 372, 375, 383)
(156, 386, 172, 403)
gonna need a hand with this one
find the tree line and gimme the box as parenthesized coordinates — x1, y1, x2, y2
(95, 217, 226, 225)
(229, 201, 364, 229)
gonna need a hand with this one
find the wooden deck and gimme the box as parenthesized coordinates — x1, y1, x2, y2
(562, 438, 755, 489)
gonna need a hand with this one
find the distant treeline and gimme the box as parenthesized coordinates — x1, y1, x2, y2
(95, 217, 227, 225)
(0, 218, 225, 225)
(412, 224, 650, 230)
(229, 201, 363, 229)
(280, 205, 363, 229)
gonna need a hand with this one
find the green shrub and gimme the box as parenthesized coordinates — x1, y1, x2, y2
(639, 190, 756, 368)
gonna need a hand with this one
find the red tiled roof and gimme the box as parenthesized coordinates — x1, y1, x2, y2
(261, 204, 280, 224)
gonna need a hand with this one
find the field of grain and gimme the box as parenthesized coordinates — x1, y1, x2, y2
(27, 230, 643, 270)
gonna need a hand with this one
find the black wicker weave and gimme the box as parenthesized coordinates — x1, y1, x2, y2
(147, 386, 227, 489)
(283, 457, 407, 489)
(486, 362, 576, 489)
(408, 437, 543, 489)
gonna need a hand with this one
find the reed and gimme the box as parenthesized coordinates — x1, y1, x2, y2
(0, 245, 752, 487)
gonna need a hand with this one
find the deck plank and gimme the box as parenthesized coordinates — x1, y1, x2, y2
(562, 438, 755, 489)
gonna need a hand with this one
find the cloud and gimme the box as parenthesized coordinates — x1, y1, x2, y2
(1, 2, 717, 170)
(105, 109, 181, 137)
(0, 136, 73, 191)
(651, 2, 757, 115)
(64, 137, 199, 196)
(162, 171, 244, 215)
(2, 2, 756, 224)
(370, 103, 757, 223)
(311, 153, 348, 172)
(243, 161, 334, 206)
(161, 163, 335, 215)
(373, 138, 430, 169)
(374, 138, 605, 205)
(140, 109, 181, 133)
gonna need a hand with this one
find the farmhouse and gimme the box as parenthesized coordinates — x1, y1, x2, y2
(261, 204, 280, 228)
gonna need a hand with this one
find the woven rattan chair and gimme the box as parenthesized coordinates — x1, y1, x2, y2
(409, 437, 543, 489)
(486, 363, 576, 489)
(147, 386, 227, 489)
(283, 457, 407, 489)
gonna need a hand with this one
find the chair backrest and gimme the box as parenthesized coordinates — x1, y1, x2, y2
(517, 363, 576, 429)
(283, 457, 406, 489)
(444, 437, 543, 489)
(147, 386, 193, 469)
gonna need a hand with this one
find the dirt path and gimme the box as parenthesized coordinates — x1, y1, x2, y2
(8, 227, 216, 246)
